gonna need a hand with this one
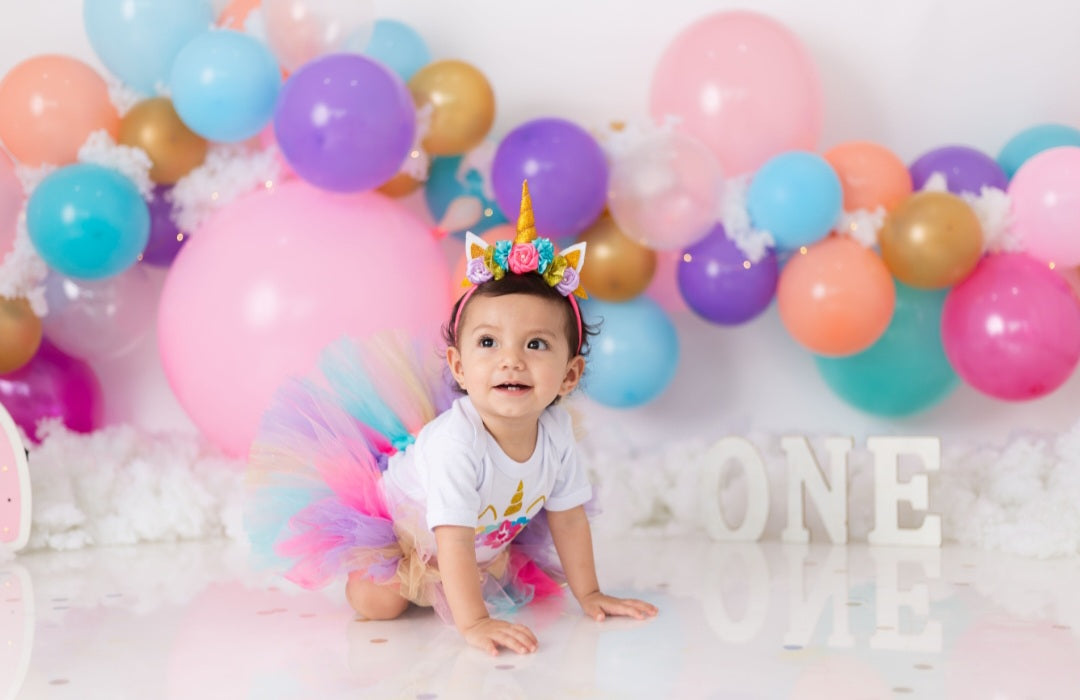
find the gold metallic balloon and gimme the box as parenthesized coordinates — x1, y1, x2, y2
(0, 296, 41, 373)
(577, 215, 657, 301)
(378, 172, 423, 198)
(119, 97, 209, 184)
(878, 191, 983, 289)
(408, 60, 495, 156)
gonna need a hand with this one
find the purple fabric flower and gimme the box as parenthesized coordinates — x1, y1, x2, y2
(555, 265, 580, 296)
(466, 256, 493, 285)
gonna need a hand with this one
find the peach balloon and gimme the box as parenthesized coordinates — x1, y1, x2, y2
(218, 0, 262, 28)
(0, 297, 42, 374)
(448, 224, 514, 297)
(824, 141, 913, 212)
(577, 215, 657, 301)
(0, 55, 119, 167)
(778, 236, 896, 356)
(378, 172, 423, 198)
(878, 191, 983, 289)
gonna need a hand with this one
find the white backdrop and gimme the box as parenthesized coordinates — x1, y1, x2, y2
(3, 0, 1080, 452)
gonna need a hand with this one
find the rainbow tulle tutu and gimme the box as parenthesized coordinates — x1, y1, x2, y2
(244, 334, 565, 620)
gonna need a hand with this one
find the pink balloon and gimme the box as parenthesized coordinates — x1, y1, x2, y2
(158, 181, 450, 457)
(0, 149, 22, 260)
(646, 250, 689, 314)
(649, 11, 822, 175)
(942, 253, 1080, 400)
(0, 340, 103, 440)
(1009, 146, 1080, 265)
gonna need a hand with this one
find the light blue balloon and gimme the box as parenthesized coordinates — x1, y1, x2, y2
(582, 297, 679, 408)
(815, 281, 958, 416)
(27, 164, 149, 280)
(998, 123, 1080, 180)
(425, 155, 507, 236)
(170, 30, 281, 142)
(361, 19, 430, 82)
(83, 0, 214, 95)
(747, 151, 842, 250)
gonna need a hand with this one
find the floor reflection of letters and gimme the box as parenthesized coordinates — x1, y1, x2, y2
(0, 564, 31, 700)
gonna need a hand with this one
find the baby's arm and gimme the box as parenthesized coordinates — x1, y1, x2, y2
(433, 525, 538, 655)
(546, 506, 658, 621)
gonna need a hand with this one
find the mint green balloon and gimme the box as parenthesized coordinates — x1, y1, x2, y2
(815, 281, 958, 416)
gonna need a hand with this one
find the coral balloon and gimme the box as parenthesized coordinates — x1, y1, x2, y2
(119, 98, 209, 185)
(218, 0, 261, 28)
(263, 0, 375, 72)
(1009, 146, 1080, 266)
(0, 55, 119, 166)
(649, 11, 822, 175)
(0, 297, 42, 374)
(777, 237, 895, 356)
(42, 267, 157, 361)
(823, 141, 912, 212)
(0, 340, 102, 440)
(607, 129, 723, 251)
(576, 215, 657, 302)
(878, 191, 983, 289)
(942, 253, 1080, 401)
(0, 150, 22, 260)
(677, 223, 777, 325)
(158, 181, 450, 457)
(408, 60, 495, 156)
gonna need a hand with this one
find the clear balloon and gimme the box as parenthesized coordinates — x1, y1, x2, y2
(263, 0, 375, 72)
(909, 145, 1007, 195)
(274, 53, 415, 192)
(577, 215, 657, 302)
(42, 266, 157, 361)
(0, 340, 103, 441)
(1008, 146, 1080, 266)
(170, 30, 281, 142)
(0, 297, 42, 374)
(815, 282, 958, 416)
(0, 150, 22, 261)
(83, 0, 214, 95)
(941, 253, 1080, 401)
(677, 223, 777, 325)
(878, 191, 983, 289)
(581, 297, 679, 408)
(26, 164, 150, 280)
(158, 180, 450, 457)
(747, 151, 842, 249)
(777, 237, 895, 356)
(607, 130, 723, 251)
(0, 54, 119, 166)
(649, 10, 822, 175)
(823, 141, 912, 213)
(119, 98, 208, 184)
(491, 118, 608, 239)
(408, 60, 495, 156)
(998, 124, 1080, 180)
(142, 186, 188, 267)
(361, 19, 430, 82)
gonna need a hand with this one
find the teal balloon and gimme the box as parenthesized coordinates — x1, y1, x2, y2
(998, 123, 1080, 180)
(83, 0, 214, 95)
(170, 30, 280, 142)
(360, 19, 430, 82)
(815, 282, 958, 416)
(27, 164, 150, 280)
(582, 297, 679, 408)
(424, 155, 506, 236)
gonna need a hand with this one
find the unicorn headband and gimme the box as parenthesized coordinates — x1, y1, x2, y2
(455, 180, 588, 353)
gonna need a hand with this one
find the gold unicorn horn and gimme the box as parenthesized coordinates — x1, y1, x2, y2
(514, 180, 537, 244)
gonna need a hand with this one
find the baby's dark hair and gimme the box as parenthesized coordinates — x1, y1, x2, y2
(443, 273, 598, 358)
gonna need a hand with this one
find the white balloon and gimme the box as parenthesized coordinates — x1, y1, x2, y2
(262, 0, 376, 72)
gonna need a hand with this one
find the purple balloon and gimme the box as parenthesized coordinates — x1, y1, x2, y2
(677, 223, 778, 325)
(0, 340, 103, 441)
(274, 53, 415, 192)
(142, 186, 186, 267)
(491, 118, 608, 239)
(909, 145, 1007, 195)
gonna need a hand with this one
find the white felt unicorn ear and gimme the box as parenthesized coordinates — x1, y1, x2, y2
(560, 242, 587, 273)
(464, 231, 490, 260)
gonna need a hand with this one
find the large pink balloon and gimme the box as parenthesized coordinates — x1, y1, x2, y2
(158, 181, 449, 457)
(942, 253, 1080, 400)
(649, 11, 822, 175)
(1009, 146, 1080, 266)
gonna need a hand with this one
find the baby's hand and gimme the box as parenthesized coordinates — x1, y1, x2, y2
(579, 592, 658, 622)
(462, 617, 538, 656)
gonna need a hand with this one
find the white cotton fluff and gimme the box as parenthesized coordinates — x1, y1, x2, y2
(169, 143, 282, 233)
(0, 213, 48, 315)
(77, 130, 154, 198)
(26, 421, 245, 552)
(835, 207, 886, 248)
(718, 175, 775, 263)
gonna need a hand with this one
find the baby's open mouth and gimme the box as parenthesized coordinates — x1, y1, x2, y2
(496, 383, 531, 391)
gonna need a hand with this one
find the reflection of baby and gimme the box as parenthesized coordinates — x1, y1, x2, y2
(0, 401, 30, 553)
(0, 565, 32, 700)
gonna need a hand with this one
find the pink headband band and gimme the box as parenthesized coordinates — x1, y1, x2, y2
(452, 284, 584, 355)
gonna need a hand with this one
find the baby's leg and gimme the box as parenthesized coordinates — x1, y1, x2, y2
(346, 572, 409, 620)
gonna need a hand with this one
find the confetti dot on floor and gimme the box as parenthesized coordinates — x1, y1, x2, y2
(962, 563, 976, 569)
(782, 645, 802, 651)
(371, 638, 388, 644)
(416, 693, 438, 699)
(49, 679, 69, 686)
(53, 606, 69, 611)
(1053, 624, 1071, 630)
(877, 625, 895, 631)
(952, 582, 970, 587)
(5, 598, 18, 603)
(893, 688, 913, 694)
(846, 601, 862, 606)
(914, 663, 933, 670)
(496, 664, 514, 670)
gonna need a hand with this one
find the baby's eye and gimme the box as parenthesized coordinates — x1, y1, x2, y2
(527, 338, 549, 350)
(478, 336, 495, 348)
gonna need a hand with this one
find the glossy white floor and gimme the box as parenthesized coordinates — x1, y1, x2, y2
(4, 538, 1080, 699)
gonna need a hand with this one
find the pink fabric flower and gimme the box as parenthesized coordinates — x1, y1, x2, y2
(508, 244, 540, 274)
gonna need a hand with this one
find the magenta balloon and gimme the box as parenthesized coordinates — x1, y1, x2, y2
(942, 253, 1080, 400)
(0, 340, 103, 440)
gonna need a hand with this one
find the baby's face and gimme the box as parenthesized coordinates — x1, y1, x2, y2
(447, 293, 583, 426)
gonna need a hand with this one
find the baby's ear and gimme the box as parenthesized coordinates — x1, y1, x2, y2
(560, 355, 585, 395)
(445, 345, 465, 386)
